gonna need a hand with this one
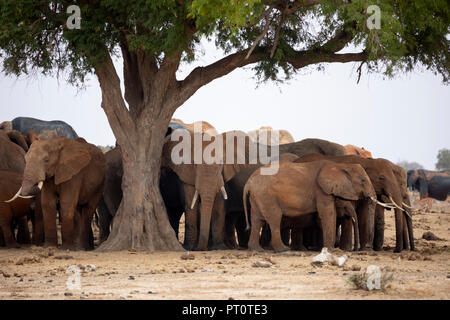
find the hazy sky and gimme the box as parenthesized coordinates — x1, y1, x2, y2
(0, 40, 448, 170)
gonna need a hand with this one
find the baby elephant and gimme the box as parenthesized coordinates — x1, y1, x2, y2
(0, 169, 33, 247)
(243, 159, 375, 252)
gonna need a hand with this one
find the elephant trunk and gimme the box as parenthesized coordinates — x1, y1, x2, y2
(196, 195, 215, 251)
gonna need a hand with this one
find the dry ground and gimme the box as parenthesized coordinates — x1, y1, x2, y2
(0, 192, 449, 300)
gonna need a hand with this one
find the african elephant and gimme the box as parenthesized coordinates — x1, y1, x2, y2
(0, 129, 44, 245)
(224, 137, 347, 249)
(96, 146, 186, 244)
(0, 169, 34, 247)
(11, 117, 78, 140)
(0, 130, 27, 172)
(407, 169, 450, 201)
(247, 126, 295, 145)
(171, 118, 218, 135)
(243, 160, 375, 252)
(344, 145, 373, 158)
(295, 154, 413, 252)
(7, 136, 105, 250)
(162, 130, 232, 251)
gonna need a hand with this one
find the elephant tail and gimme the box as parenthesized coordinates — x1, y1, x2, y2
(243, 183, 251, 231)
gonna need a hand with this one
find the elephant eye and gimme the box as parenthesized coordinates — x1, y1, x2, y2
(379, 175, 385, 181)
(44, 156, 49, 163)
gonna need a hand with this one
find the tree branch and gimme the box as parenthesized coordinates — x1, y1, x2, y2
(94, 51, 136, 148)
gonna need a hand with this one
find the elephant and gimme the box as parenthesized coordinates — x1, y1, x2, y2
(344, 145, 373, 158)
(11, 117, 78, 140)
(7, 136, 105, 250)
(247, 126, 295, 145)
(294, 154, 414, 252)
(0, 129, 44, 245)
(407, 169, 450, 201)
(243, 160, 375, 252)
(162, 129, 233, 251)
(171, 118, 218, 135)
(96, 145, 186, 244)
(0, 130, 27, 172)
(0, 169, 34, 247)
(224, 137, 347, 249)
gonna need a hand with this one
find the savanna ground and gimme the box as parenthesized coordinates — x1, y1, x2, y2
(0, 192, 449, 300)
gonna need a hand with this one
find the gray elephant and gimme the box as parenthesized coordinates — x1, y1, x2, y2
(11, 117, 78, 140)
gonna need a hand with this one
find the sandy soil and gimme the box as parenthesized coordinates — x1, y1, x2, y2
(0, 192, 449, 300)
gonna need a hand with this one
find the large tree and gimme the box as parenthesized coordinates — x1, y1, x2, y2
(1, 0, 448, 251)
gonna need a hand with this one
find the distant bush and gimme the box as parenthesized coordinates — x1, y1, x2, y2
(436, 149, 450, 170)
(396, 160, 424, 171)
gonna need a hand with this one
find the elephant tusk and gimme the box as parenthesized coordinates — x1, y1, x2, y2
(38, 181, 44, 190)
(370, 197, 396, 209)
(5, 188, 22, 203)
(388, 196, 405, 212)
(220, 186, 228, 200)
(402, 202, 413, 209)
(190, 190, 199, 209)
(4, 187, 34, 203)
(352, 217, 356, 223)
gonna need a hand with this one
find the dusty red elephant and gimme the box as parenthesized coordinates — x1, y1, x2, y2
(7, 137, 106, 250)
(344, 145, 373, 158)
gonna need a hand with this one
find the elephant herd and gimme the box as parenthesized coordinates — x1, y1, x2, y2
(0, 117, 418, 253)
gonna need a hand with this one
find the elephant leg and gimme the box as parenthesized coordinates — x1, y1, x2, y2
(316, 194, 337, 250)
(402, 214, 410, 251)
(259, 223, 271, 249)
(263, 205, 288, 253)
(247, 202, 264, 252)
(167, 205, 183, 240)
(0, 206, 19, 248)
(16, 216, 31, 244)
(209, 196, 227, 250)
(78, 191, 101, 250)
(281, 228, 290, 247)
(291, 228, 307, 251)
(32, 195, 45, 246)
(97, 197, 112, 244)
(224, 211, 238, 249)
(59, 188, 80, 250)
(41, 184, 58, 247)
(339, 218, 353, 251)
(235, 211, 250, 248)
(373, 205, 385, 251)
(182, 184, 198, 250)
(357, 200, 371, 250)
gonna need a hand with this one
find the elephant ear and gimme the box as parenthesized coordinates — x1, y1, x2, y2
(317, 164, 359, 201)
(7, 130, 29, 152)
(223, 164, 241, 182)
(55, 140, 91, 185)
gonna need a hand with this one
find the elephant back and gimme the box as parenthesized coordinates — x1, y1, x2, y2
(12, 117, 79, 140)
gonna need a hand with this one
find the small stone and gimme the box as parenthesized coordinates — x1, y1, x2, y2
(128, 276, 135, 280)
(422, 232, 442, 241)
(252, 260, 273, 268)
(64, 292, 73, 296)
(180, 252, 195, 260)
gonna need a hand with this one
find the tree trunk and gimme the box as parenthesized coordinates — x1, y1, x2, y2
(98, 121, 184, 252)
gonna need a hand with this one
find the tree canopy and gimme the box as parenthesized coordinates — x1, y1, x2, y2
(1, 0, 449, 85)
(396, 160, 424, 171)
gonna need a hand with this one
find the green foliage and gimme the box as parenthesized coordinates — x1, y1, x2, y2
(0, 0, 448, 85)
(397, 160, 424, 171)
(436, 148, 450, 170)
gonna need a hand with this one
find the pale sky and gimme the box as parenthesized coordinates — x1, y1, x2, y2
(0, 40, 449, 170)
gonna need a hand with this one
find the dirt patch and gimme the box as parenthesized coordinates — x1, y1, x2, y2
(0, 199, 449, 300)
